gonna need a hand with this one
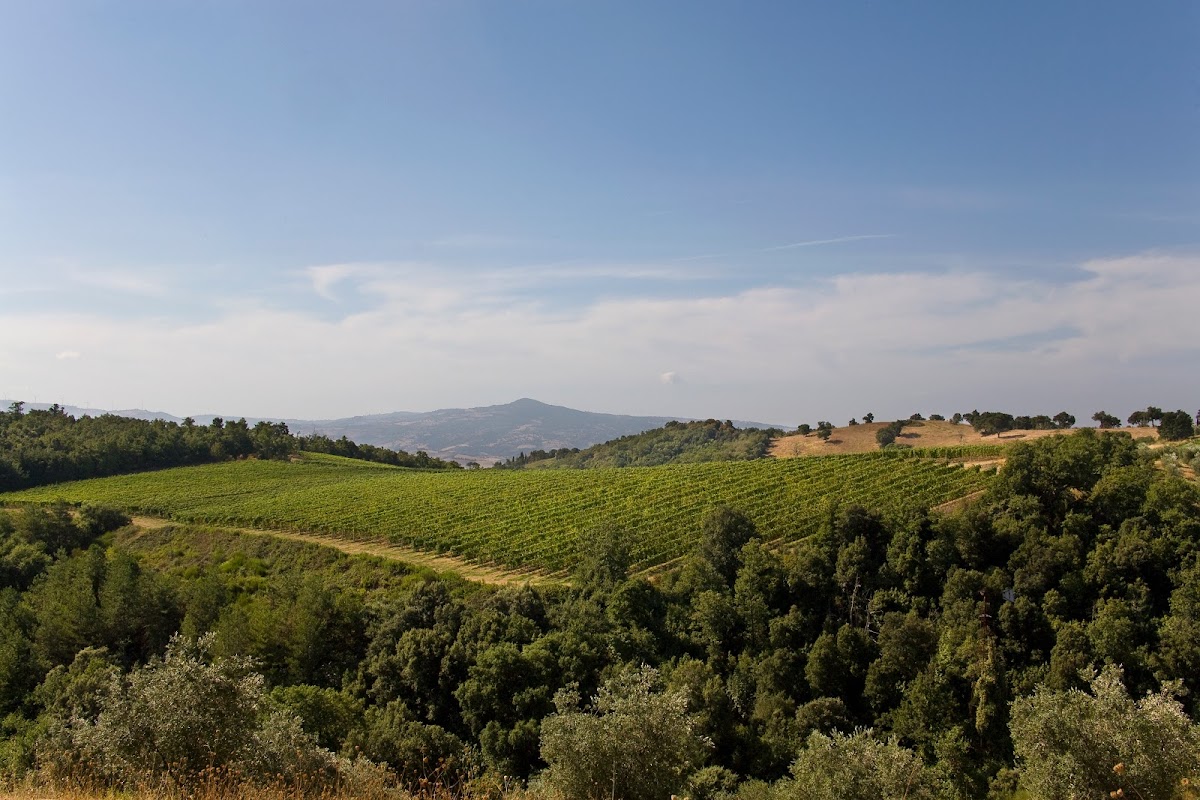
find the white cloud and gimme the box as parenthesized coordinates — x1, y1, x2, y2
(69, 270, 167, 296)
(55, 351, 80, 360)
(660, 371, 681, 385)
(4, 252, 1197, 423)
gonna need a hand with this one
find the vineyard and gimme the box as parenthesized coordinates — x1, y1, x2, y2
(1, 452, 995, 573)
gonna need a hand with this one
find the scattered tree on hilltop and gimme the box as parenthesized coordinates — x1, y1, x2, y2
(1093, 410, 1121, 429)
(1160, 410, 1196, 441)
(863, 413, 875, 423)
(1052, 411, 1075, 429)
(875, 420, 906, 448)
(963, 410, 1016, 436)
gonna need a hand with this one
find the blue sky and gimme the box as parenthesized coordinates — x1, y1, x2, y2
(2, 1, 1197, 423)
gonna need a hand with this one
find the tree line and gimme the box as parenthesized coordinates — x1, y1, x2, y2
(0, 402, 459, 492)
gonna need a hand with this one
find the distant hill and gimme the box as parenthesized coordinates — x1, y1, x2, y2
(2, 398, 779, 464)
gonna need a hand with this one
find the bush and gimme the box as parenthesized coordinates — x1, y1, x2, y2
(41, 634, 337, 788)
(1161, 410, 1196, 441)
(768, 730, 952, 800)
(1010, 665, 1200, 799)
(539, 666, 708, 800)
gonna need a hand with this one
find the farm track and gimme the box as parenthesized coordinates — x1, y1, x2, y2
(128, 516, 558, 586)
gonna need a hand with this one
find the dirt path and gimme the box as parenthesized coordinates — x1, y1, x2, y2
(128, 516, 558, 586)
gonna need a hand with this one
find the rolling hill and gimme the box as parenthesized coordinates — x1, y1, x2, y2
(1, 451, 994, 574)
(3, 398, 778, 464)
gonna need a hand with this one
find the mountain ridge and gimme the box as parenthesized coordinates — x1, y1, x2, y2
(1, 398, 781, 464)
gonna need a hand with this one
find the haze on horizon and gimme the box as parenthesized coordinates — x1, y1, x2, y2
(2, 2, 1197, 426)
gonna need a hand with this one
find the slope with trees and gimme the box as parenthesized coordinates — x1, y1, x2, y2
(1, 428, 1198, 798)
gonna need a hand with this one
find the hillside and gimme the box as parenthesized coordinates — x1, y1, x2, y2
(4, 398, 779, 464)
(518, 418, 784, 468)
(771, 419, 1161, 458)
(2, 431, 1197, 799)
(1, 451, 993, 573)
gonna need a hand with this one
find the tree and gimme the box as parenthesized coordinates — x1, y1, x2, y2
(863, 413, 875, 423)
(875, 420, 905, 449)
(1127, 410, 1151, 427)
(796, 423, 812, 436)
(951, 412, 963, 424)
(46, 634, 335, 787)
(774, 730, 952, 800)
(1009, 665, 1200, 800)
(1052, 411, 1075, 429)
(1092, 411, 1120, 429)
(847, 418, 858, 426)
(1160, 409, 1195, 441)
(816, 427, 832, 442)
(539, 666, 708, 800)
(698, 506, 757, 585)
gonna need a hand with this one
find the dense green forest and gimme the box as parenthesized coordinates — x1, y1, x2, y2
(499, 419, 784, 469)
(2, 430, 1199, 798)
(0, 403, 459, 492)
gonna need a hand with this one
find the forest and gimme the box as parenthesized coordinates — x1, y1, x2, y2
(1, 429, 1199, 798)
(0, 403, 459, 492)
(498, 420, 783, 469)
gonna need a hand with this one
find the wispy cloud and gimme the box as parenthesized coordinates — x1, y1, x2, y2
(425, 234, 540, 249)
(673, 234, 894, 262)
(69, 270, 168, 296)
(758, 234, 895, 252)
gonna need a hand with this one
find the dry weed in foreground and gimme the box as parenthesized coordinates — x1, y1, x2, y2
(0, 772, 548, 800)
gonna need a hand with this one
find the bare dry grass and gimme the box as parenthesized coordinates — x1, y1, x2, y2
(770, 420, 1159, 458)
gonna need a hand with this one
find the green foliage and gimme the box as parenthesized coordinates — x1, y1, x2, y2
(347, 700, 469, 788)
(1010, 665, 1200, 800)
(765, 730, 952, 800)
(964, 410, 1016, 436)
(514, 419, 783, 469)
(875, 420, 906, 448)
(699, 506, 758, 585)
(41, 634, 336, 787)
(3, 452, 994, 573)
(1161, 409, 1196, 441)
(0, 403, 458, 493)
(539, 666, 709, 800)
(1092, 410, 1121, 429)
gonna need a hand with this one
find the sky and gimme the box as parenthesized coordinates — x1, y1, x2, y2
(1, 1, 1197, 426)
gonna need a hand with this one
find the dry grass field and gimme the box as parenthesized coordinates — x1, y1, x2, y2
(770, 420, 1159, 458)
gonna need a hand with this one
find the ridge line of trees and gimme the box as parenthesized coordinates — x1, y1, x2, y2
(0, 402, 459, 492)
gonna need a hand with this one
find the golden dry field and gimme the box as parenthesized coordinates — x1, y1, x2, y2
(770, 420, 1159, 458)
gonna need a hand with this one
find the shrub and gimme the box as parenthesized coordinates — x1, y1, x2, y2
(539, 665, 708, 800)
(768, 729, 951, 800)
(1010, 665, 1200, 799)
(40, 634, 337, 788)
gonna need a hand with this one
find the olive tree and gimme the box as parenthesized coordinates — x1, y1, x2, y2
(1010, 665, 1200, 800)
(539, 666, 709, 800)
(45, 634, 336, 787)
